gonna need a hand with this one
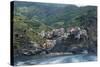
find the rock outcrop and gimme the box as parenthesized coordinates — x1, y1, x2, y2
(14, 26, 97, 56)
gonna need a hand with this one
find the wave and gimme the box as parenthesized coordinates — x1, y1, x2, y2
(15, 54, 97, 66)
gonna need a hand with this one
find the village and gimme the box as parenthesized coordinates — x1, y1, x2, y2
(20, 26, 90, 56)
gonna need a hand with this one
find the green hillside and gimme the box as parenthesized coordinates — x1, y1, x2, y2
(12, 1, 97, 56)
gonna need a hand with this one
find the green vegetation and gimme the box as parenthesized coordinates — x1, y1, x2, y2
(12, 1, 97, 55)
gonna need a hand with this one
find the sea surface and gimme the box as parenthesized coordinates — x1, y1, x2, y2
(14, 54, 97, 66)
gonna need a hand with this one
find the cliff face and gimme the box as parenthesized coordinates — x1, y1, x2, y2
(86, 17, 97, 54)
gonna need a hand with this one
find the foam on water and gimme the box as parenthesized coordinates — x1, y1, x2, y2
(15, 54, 97, 66)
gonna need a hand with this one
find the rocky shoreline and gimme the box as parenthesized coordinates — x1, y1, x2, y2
(14, 27, 97, 57)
